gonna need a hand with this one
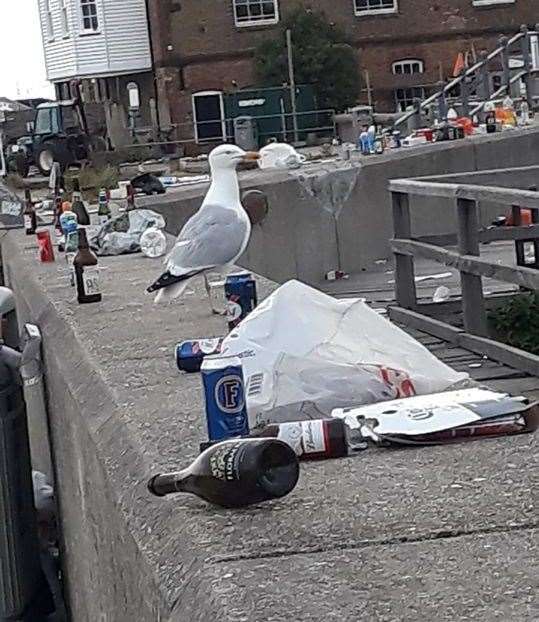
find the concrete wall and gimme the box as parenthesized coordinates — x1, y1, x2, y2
(143, 126, 539, 285)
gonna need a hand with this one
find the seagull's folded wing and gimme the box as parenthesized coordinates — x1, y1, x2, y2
(167, 204, 249, 276)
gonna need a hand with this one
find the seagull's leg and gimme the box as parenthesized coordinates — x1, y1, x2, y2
(204, 274, 227, 315)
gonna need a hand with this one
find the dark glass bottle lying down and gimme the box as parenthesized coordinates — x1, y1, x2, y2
(148, 438, 300, 508)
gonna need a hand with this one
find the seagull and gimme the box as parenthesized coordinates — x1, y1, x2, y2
(147, 144, 260, 312)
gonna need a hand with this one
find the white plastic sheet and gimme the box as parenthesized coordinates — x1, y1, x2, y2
(221, 281, 468, 425)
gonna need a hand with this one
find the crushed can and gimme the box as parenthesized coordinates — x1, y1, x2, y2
(201, 355, 249, 444)
(225, 273, 257, 331)
(175, 337, 224, 373)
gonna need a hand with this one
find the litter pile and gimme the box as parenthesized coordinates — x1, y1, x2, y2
(156, 279, 538, 508)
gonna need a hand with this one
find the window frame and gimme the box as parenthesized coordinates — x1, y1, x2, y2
(60, 0, 70, 36)
(79, 0, 100, 35)
(353, 0, 398, 17)
(394, 87, 425, 112)
(392, 59, 425, 76)
(45, 0, 54, 41)
(233, 0, 280, 28)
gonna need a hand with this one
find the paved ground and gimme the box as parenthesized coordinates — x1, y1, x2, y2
(5, 228, 538, 621)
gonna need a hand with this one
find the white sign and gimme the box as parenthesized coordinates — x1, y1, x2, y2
(238, 99, 265, 108)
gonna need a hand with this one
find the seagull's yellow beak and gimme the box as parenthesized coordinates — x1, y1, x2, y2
(242, 151, 260, 162)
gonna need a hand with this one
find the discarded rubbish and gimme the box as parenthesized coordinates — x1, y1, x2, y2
(147, 438, 300, 508)
(201, 355, 250, 443)
(131, 173, 166, 196)
(258, 143, 306, 170)
(388, 272, 452, 285)
(23, 189, 37, 235)
(88, 209, 165, 256)
(325, 270, 349, 281)
(97, 188, 112, 225)
(332, 389, 539, 446)
(432, 285, 450, 303)
(251, 418, 348, 460)
(36, 230, 55, 263)
(176, 338, 224, 373)
(225, 273, 258, 331)
(71, 178, 90, 226)
(220, 281, 467, 425)
(140, 226, 167, 258)
(74, 227, 102, 304)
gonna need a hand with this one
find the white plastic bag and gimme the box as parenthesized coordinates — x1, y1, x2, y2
(221, 281, 468, 425)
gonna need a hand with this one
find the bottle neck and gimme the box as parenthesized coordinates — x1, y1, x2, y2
(149, 469, 194, 496)
(77, 228, 89, 250)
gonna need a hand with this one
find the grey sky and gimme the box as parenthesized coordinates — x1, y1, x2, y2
(0, 0, 55, 99)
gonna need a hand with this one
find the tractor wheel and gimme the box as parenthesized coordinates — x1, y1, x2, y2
(35, 143, 72, 176)
(35, 145, 55, 176)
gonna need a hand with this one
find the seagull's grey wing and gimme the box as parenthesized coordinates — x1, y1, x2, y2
(167, 204, 249, 276)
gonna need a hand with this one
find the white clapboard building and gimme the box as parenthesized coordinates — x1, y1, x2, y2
(38, 0, 155, 133)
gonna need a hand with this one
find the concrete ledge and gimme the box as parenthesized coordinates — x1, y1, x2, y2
(3, 229, 538, 621)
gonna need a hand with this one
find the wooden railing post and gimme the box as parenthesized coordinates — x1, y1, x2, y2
(392, 191, 417, 310)
(457, 198, 488, 336)
(511, 204, 526, 266)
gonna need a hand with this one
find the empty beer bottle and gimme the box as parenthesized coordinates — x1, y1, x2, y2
(23, 188, 37, 235)
(148, 438, 300, 508)
(71, 178, 90, 226)
(73, 227, 102, 304)
(251, 418, 348, 460)
(98, 188, 111, 225)
(126, 183, 136, 211)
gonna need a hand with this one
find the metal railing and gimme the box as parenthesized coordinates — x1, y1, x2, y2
(123, 108, 336, 151)
(395, 25, 539, 128)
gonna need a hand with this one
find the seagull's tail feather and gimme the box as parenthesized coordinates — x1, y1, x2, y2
(154, 280, 190, 304)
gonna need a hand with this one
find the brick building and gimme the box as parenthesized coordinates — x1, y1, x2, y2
(146, 0, 537, 140)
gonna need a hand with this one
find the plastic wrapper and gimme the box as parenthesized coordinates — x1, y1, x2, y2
(88, 209, 166, 256)
(221, 281, 468, 426)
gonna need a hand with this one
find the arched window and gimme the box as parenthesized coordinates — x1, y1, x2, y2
(392, 59, 425, 75)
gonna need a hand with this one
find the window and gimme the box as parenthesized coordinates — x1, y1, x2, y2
(233, 0, 279, 27)
(394, 87, 425, 112)
(392, 59, 424, 75)
(80, 0, 99, 33)
(354, 0, 397, 16)
(45, 0, 54, 39)
(61, 0, 69, 35)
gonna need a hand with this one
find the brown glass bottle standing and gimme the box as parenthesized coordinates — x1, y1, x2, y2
(23, 188, 37, 235)
(251, 418, 348, 460)
(71, 178, 90, 226)
(74, 228, 102, 304)
(54, 193, 64, 236)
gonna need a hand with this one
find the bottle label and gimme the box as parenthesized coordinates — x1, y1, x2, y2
(209, 441, 242, 481)
(278, 421, 327, 456)
(83, 266, 100, 297)
(24, 215, 32, 229)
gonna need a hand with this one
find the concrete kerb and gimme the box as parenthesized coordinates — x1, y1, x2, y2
(0, 233, 231, 620)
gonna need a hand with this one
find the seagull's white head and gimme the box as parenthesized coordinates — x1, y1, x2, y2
(208, 144, 260, 172)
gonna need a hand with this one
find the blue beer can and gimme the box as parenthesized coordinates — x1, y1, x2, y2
(175, 337, 224, 373)
(225, 273, 257, 331)
(201, 355, 250, 442)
